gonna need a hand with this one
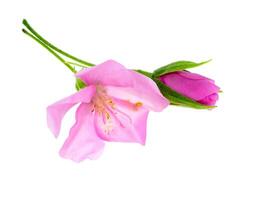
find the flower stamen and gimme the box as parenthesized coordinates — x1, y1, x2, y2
(91, 85, 116, 134)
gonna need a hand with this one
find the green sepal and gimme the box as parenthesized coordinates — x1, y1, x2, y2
(75, 78, 86, 91)
(153, 59, 211, 77)
(153, 78, 215, 109)
(135, 69, 153, 78)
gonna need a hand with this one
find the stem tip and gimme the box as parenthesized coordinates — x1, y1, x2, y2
(22, 19, 27, 25)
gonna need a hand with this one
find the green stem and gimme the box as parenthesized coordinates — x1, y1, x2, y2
(22, 19, 95, 67)
(134, 69, 153, 78)
(66, 61, 89, 68)
(22, 29, 77, 73)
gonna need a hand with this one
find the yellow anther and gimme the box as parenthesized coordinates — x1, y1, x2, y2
(135, 102, 143, 109)
(106, 112, 110, 119)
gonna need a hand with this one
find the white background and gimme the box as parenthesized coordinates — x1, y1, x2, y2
(1, 0, 266, 199)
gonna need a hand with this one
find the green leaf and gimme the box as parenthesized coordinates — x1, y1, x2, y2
(75, 78, 86, 91)
(153, 78, 215, 109)
(153, 59, 211, 77)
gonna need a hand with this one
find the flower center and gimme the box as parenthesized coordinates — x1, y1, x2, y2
(90, 85, 143, 135)
(90, 85, 115, 134)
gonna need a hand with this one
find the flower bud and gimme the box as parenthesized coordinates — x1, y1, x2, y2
(159, 71, 220, 106)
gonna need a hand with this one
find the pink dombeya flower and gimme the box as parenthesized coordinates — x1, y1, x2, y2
(159, 71, 220, 106)
(47, 60, 169, 162)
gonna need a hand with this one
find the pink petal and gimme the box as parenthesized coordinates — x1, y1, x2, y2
(105, 70, 169, 112)
(129, 70, 169, 111)
(76, 60, 168, 111)
(47, 86, 96, 137)
(94, 98, 149, 145)
(76, 60, 134, 87)
(105, 85, 168, 112)
(59, 103, 105, 162)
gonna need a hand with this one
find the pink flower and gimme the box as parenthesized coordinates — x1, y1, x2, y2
(159, 71, 220, 106)
(47, 60, 169, 162)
